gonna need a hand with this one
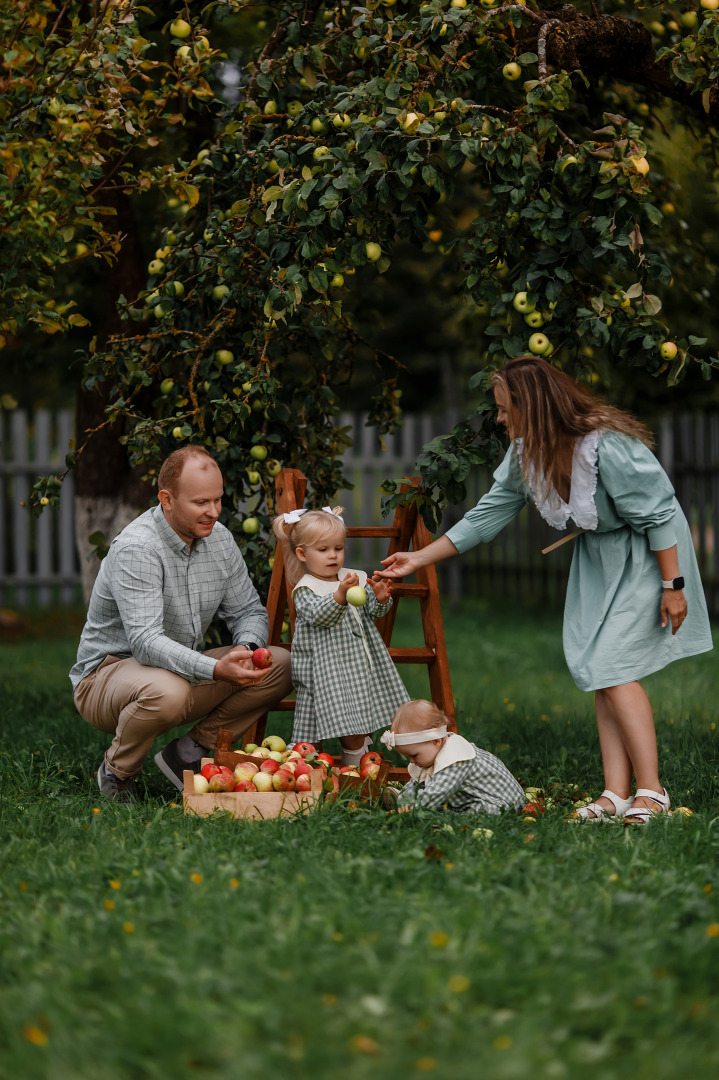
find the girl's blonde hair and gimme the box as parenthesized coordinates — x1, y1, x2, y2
(491, 356, 653, 504)
(272, 507, 346, 586)
(391, 699, 449, 734)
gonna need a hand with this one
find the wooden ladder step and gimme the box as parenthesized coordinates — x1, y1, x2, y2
(389, 583, 429, 597)
(388, 646, 436, 663)
(346, 526, 401, 538)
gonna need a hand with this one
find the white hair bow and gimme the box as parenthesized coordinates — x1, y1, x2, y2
(283, 506, 344, 524)
(380, 726, 448, 749)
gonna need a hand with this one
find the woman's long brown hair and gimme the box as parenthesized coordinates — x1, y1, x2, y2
(491, 357, 653, 502)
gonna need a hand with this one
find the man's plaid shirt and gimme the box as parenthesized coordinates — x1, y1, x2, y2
(70, 505, 268, 689)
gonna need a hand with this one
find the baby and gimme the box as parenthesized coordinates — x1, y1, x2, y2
(381, 700, 524, 814)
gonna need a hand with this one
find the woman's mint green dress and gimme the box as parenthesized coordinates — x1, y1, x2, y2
(445, 431, 713, 691)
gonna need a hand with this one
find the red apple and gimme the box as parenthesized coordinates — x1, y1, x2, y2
(250, 746, 271, 759)
(208, 773, 235, 792)
(294, 761, 312, 779)
(218, 765, 235, 777)
(251, 647, 273, 669)
(281, 760, 298, 774)
(272, 768, 296, 792)
(253, 771, 274, 792)
(260, 759, 280, 775)
(316, 753, 334, 771)
(281, 749, 304, 763)
(234, 761, 259, 783)
(201, 763, 222, 780)
(359, 761, 380, 780)
(293, 741, 317, 758)
(359, 750, 382, 769)
(323, 774, 340, 802)
(339, 766, 360, 776)
(234, 779, 258, 792)
(295, 773, 312, 792)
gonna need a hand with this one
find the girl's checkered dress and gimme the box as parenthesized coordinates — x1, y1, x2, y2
(290, 570, 409, 743)
(397, 734, 524, 815)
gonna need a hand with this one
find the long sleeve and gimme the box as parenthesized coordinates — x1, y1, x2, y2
(293, 587, 348, 628)
(444, 445, 528, 555)
(598, 432, 678, 550)
(216, 543, 270, 646)
(397, 760, 476, 810)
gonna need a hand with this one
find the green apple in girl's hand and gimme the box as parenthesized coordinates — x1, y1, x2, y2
(346, 586, 368, 607)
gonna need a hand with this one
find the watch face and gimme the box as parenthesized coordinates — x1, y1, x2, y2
(674, 577, 685, 590)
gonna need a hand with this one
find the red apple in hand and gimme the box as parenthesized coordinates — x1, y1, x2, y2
(293, 741, 316, 758)
(251, 648, 273, 669)
(359, 750, 382, 769)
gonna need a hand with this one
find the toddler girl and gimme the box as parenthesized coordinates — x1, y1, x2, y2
(272, 506, 409, 767)
(381, 699, 524, 814)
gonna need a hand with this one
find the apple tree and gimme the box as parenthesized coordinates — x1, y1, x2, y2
(14, 0, 719, 580)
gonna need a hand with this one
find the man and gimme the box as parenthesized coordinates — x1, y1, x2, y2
(70, 446, 292, 802)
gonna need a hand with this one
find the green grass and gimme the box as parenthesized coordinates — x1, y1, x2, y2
(1, 603, 718, 1080)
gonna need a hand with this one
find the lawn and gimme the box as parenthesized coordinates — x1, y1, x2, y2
(1, 602, 718, 1080)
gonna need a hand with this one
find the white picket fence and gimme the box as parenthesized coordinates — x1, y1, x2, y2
(3, 407, 719, 613)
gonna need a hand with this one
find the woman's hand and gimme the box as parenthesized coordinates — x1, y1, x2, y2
(374, 551, 421, 580)
(368, 577, 392, 605)
(661, 589, 687, 635)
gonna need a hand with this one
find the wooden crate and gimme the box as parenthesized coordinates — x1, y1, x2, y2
(182, 762, 324, 820)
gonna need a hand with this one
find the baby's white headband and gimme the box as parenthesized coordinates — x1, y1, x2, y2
(283, 507, 344, 524)
(380, 726, 448, 749)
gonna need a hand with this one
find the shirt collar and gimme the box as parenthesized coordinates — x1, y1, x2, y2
(292, 567, 368, 595)
(151, 503, 199, 557)
(407, 732, 475, 782)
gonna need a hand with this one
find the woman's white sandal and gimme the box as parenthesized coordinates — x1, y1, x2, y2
(573, 789, 634, 822)
(623, 787, 670, 825)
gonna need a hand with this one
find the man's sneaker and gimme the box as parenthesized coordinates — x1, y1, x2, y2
(96, 763, 139, 804)
(154, 738, 202, 792)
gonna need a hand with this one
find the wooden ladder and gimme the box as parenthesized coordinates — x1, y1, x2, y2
(245, 467, 456, 748)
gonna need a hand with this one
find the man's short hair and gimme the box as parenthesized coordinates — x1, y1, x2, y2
(157, 446, 218, 495)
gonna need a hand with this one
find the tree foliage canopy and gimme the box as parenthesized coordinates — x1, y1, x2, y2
(3, 0, 719, 565)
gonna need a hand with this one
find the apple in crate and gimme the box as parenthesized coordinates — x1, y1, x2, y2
(296, 773, 313, 792)
(243, 743, 259, 754)
(272, 768, 296, 792)
(315, 753, 334, 771)
(323, 774, 340, 801)
(253, 772, 274, 792)
(359, 761, 380, 780)
(281, 760, 298, 774)
(267, 751, 284, 763)
(251, 648, 273, 669)
(293, 741, 316, 758)
(359, 751, 382, 769)
(294, 761, 312, 779)
(250, 746, 271, 759)
(339, 766, 360, 777)
(234, 761, 259, 783)
(201, 763, 223, 781)
(208, 773, 235, 792)
(193, 773, 210, 793)
(234, 780, 258, 792)
(262, 735, 286, 753)
(260, 758, 280, 775)
(281, 749, 303, 763)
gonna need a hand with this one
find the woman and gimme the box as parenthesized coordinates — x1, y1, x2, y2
(376, 356, 713, 822)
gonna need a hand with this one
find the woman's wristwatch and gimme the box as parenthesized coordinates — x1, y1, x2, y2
(661, 577, 685, 590)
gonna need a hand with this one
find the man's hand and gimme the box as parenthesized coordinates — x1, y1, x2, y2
(368, 577, 392, 605)
(213, 646, 272, 686)
(334, 572, 359, 605)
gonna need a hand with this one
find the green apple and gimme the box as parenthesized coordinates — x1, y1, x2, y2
(700, 0, 718, 9)
(168, 281, 184, 297)
(660, 341, 678, 360)
(250, 445, 268, 461)
(176, 45, 191, 59)
(172, 426, 183, 439)
(528, 333, 550, 355)
(242, 516, 261, 535)
(148, 259, 164, 275)
(365, 242, 382, 262)
(451, 0, 467, 6)
(160, 378, 175, 395)
(266, 459, 282, 477)
(216, 349, 234, 365)
(170, 19, 191, 39)
(313, 145, 331, 161)
(512, 292, 535, 314)
(212, 285, 230, 301)
(310, 117, 326, 134)
(332, 113, 351, 129)
(166, 231, 178, 246)
(346, 586, 368, 607)
(154, 303, 167, 319)
(330, 273, 345, 288)
(287, 100, 303, 117)
(242, 381, 252, 392)
(262, 735, 287, 753)
(194, 36, 210, 53)
(264, 100, 278, 115)
(247, 470, 260, 485)
(75, 243, 89, 257)
(503, 62, 522, 81)
(525, 311, 544, 329)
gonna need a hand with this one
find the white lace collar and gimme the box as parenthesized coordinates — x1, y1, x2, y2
(407, 732, 475, 782)
(516, 430, 599, 532)
(292, 567, 367, 596)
